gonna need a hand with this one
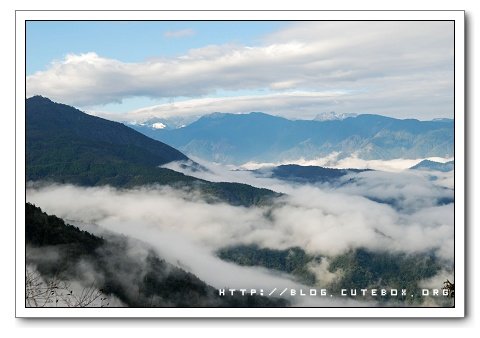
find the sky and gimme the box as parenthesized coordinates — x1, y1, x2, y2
(26, 20, 454, 121)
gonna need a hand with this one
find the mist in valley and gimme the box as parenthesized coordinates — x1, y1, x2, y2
(26, 157, 454, 306)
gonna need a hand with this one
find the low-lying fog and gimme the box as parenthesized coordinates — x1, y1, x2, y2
(26, 157, 454, 306)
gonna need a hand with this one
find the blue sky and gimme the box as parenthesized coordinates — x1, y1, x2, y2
(26, 21, 454, 120)
(27, 21, 286, 113)
(26, 21, 285, 75)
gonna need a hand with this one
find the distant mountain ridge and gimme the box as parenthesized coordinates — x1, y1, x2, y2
(133, 112, 454, 164)
(410, 159, 454, 172)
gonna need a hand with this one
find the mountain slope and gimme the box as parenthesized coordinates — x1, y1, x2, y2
(26, 96, 190, 186)
(26, 97, 279, 206)
(137, 112, 454, 164)
(26, 203, 287, 307)
(27, 96, 188, 166)
(410, 159, 454, 172)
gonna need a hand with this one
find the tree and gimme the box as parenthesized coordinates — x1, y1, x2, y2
(25, 266, 109, 307)
(443, 279, 455, 298)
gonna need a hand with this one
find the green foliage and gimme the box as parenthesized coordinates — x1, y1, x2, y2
(25, 202, 103, 249)
(328, 248, 441, 304)
(218, 245, 317, 285)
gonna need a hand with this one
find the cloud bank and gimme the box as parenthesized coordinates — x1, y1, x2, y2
(26, 169, 454, 266)
(27, 21, 454, 120)
(238, 154, 454, 172)
(102, 91, 350, 122)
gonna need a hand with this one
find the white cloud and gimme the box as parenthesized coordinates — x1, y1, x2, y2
(26, 154, 454, 262)
(100, 90, 348, 121)
(163, 28, 195, 38)
(26, 151, 454, 305)
(239, 154, 454, 172)
(27, 21, 454, 120)
(162, 158, 455, 259)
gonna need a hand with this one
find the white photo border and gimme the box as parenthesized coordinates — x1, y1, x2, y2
(15, 10, 465, 318)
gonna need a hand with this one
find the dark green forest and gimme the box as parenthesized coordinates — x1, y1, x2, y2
(218, 244, 445, 304)
(264, 164, 368, 184)
(218, 245, 317, 285)
(328, 248, 442, 304)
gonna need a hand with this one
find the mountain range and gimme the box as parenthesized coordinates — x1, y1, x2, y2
(25, 96, 454, 308)
(130, 112, 454, 164)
